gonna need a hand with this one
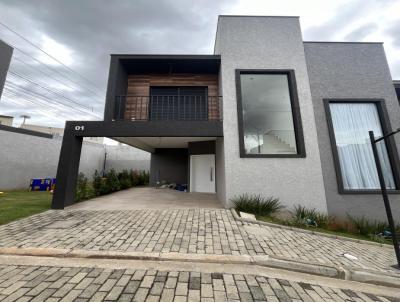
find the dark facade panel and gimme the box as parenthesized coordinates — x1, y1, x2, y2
(0, 40, 13, 99)
(188, 140, 216, 155)
(103, 55, 221, 121)
(394, 82, 400, 104)
(149, 148, 188, 186)
(65, 120, 223, 138)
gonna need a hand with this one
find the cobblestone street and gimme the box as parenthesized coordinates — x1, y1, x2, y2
(0, 264, 397, 302)
(0, 209, 397, 274)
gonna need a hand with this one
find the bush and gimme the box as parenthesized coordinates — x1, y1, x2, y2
(130, 170, 149, 186)
(346, 215, 390, 236)
(105, 169, 120, 192)
(92, 170, 105, 196)
(76, 172, 88, 201)
(292, 205, 330, 228)
(231, 194, 283, 216)
(118, 170, 132, 189)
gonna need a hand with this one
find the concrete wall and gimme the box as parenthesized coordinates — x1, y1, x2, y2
(149, 148, 188, 186)
(304, 42, 400, 221)
(214, 16, 327, 211)
(0, 129, 150, 190)
(105, 144, 150, 172)
(0, 40, 13, 99)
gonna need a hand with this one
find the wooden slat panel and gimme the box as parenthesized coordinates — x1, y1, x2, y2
(125, 74, 219, 120)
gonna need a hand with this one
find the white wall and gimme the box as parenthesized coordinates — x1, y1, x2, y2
(215, 16, 328, 212)
(0, 130, 150, 190)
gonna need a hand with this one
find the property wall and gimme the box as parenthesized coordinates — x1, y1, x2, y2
(0, 40, 13, 99)
(304, 42, 400, 221)
(214, 16, 328, 211)
(0, 129, 150, 190)
(105, 144, 150, 172)
(149, 148, 188, 186)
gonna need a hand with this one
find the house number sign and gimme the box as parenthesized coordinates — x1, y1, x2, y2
(75, 125, 85, 131)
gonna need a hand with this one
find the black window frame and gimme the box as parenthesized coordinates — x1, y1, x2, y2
(324, 98, 400, 194)
(235, 69, 306, 158)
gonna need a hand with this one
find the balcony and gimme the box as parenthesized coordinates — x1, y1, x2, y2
(113, 95, 222, 121)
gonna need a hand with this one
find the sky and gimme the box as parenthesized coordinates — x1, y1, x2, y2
(0, 0, 399, 128)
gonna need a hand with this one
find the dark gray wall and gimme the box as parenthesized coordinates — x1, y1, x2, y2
(304, 42, 400, 221)
(0, 40, 13, 99)
(104, 57, 127, 121)
(188, 140, 215, 155)
(149, 148, 188, 186)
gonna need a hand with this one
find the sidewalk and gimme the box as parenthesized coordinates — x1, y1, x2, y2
(0, 208, 399, 289)
(0, 255, 399, 301)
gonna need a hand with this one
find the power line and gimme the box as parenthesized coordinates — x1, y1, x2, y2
(5, 82, 81, 114)
(0, 21, 104, 94)
(8, 42, 104, 98)
(2, 91, 68, 121)
(12, 56, 82, 94)
(4, 86, 83, 119)
(7, 71, 101, 117)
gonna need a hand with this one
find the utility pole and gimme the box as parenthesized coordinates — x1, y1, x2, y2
(369, 129, 400, 269)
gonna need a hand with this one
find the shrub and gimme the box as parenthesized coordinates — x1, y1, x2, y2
(92, 170, 104, 196)
(75, 172, 89, 202)
(346, 215, 390, 236)
(118, 170, 132, 189)
(231, 194, 283, 216)
(105, 169, 120, 192)
(292, 205, 330, 228)
(137, 170, 149, 186)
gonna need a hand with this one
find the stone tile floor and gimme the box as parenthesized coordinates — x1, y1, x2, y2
(0, 209, 397, 274)
(0, 264, 397, 302)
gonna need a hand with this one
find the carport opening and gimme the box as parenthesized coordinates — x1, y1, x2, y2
(112, 137, 217, 194)
(52, 133, 218, 209)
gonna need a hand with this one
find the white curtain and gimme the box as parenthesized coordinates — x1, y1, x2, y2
(330, 103, 396, 190)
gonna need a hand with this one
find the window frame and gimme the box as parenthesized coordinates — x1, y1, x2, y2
(324, 98, 400, 194)
(235, 69, 306, 158)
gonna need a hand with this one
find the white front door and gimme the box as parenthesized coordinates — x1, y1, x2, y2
(190, 154, 215, 193)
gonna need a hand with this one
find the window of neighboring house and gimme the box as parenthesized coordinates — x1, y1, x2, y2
(326, 101, 398, 191)
(236, 70, 305, 157)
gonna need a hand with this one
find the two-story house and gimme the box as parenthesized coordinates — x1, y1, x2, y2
(52, 16, 400, 222)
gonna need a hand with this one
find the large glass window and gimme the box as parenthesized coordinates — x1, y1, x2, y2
(329, 102, 396, 190)
(237, 71, 302, 156)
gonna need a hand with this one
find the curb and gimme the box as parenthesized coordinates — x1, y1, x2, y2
(230, 209, 392, 248)
(1, 247, 399, 288)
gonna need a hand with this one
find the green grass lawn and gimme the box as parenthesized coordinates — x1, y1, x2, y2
(0, 190, 52, 225)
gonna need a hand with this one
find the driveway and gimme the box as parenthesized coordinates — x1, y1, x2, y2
(69, 187, 223, 210)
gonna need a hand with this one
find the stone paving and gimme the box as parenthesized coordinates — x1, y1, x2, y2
(0, 209, 397, 273)
(0, 264, 397, 302)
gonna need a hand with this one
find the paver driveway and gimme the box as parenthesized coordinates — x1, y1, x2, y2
(68, 187, 222, 210)
(0, 209, 397, 274)
(0, 264, 396, 302)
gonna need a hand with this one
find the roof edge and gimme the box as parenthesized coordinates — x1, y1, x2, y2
(304, 41, 383, 44)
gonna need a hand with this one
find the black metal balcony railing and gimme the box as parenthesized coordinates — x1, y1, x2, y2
(114, 95, 221, 121)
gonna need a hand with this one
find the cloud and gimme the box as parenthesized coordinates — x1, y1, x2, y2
(0, 0, 233, 126)
(344, 22, 377, 41)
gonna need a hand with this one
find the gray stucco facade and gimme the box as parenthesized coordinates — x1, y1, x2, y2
(214, 16, 328, 211)
(304, 42, 400, 221)
(0, 40, 13, 99)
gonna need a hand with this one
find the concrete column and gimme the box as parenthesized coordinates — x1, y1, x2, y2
(51, 130, 83, 209)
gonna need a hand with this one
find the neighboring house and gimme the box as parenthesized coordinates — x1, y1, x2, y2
(53, 16, 400, 222)
(0, 114, 13, 126)
(21, 123, 104, 144)
(0, 40, 13, 99)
